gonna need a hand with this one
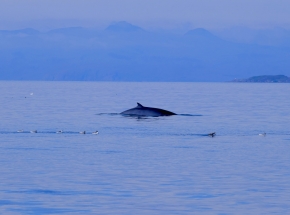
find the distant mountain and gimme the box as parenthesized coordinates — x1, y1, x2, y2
(183, 28, 228, 56)
(0, 28, 39, 35)
(105, 21, 144, 32)
(1, 23, 290, 82)
(185, 28, 219, 39)
(232, 75, 290, 83)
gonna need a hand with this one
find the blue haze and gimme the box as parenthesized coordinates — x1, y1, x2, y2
(0, 81, 290, 214)
(1, 22, 290, 82)
(1, 0, 290, 30)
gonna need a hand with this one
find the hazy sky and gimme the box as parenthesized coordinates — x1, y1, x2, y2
(1, 0, 290, 30)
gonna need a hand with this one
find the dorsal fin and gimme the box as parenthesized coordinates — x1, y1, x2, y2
(137, 102, 144, 108)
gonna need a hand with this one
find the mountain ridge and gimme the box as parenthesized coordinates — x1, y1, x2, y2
(0, 22, 290, 82)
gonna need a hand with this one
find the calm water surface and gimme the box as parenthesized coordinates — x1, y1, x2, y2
(0, 82, 289, 214)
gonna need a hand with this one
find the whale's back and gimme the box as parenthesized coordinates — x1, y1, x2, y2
(121, 103, 176, 117)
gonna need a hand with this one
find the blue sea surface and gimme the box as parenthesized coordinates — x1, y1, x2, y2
(0, 81, 289, 214)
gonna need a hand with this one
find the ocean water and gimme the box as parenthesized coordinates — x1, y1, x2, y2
(0, 81, 289, 215)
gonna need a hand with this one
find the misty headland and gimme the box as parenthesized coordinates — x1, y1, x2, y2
(232, 75, 290, 83)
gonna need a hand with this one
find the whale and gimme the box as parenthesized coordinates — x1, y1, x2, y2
(121, 103, 176, 117)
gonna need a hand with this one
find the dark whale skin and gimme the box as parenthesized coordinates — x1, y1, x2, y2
(121, 103, 176, 117)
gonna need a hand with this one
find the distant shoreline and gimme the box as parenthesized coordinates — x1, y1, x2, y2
(232, 75, 290, 83)
(1, 76, 290, 83)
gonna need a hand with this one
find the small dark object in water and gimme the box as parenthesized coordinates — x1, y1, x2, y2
(208, 132, 216, 137)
